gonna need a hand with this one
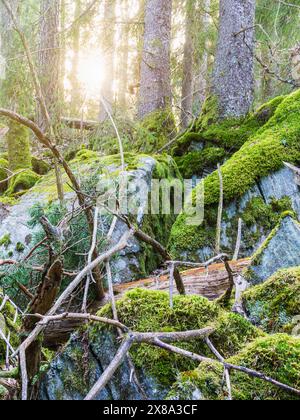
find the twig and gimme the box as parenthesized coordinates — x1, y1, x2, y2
(169, 263, 175, 309)
(205, 338, 232, 400)
(82, 207, 99, 312)
(19, 347, 28, 401)
(233, 219, 243, 261)
(33, 312, 128, 332)
(216, 164, 223, 254)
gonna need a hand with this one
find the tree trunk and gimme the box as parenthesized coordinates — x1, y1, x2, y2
(70, 0, 81, 116)
(181, 0, 195, 128)
(118, 0, 130, 109)
(213, 0, 255, 119)
(0, 0, 32, 172)
(37, 0, 61, 133)
(138, 0, 173, 119)
(99, 0, 116, 122)
(193, 0, 211, 115)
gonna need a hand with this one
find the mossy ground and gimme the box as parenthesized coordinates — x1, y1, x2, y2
(168, 334, 300, 400)
(97, 288, 262, 388)
(243, 266, 300, 334)
(170, 90, 300, 260)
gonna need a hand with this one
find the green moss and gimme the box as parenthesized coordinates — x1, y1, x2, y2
(170, 90, 300, 259)
(97, 289, 262, 387)
(0, 234, 11, 248)
(135, 108, 176, 154)
(15, 242, 25, 253)
(169, 334, 300, 400)
(243, 267, 300, 334)
(175, 147, 226, 179)
(172, 95, 286, 160)
(6, 169, 41, 195)
(31, 157, 50, 175)
(7, 121, 32, 172)
(0, 158, 8, 192)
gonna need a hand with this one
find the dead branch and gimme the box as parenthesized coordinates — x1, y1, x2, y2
(233, 218, 243, 261)
(82, 207, 99, 313)
(32, 312, 128, 332)
(61, 117, 98, 131)
(216, 164, 223, 254)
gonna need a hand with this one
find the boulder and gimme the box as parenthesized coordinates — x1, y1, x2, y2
(0, 152, 178, 285)
(39, 289, 262, 400)
(170, 90, 300, 262)
(168, 334, 300, 401)
(244, 214, 300, 285)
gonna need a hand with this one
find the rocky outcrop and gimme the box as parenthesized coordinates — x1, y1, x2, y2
(244, 214, 300, 285)
(170, 90, 300, 262)
(0, 152, 179, 285)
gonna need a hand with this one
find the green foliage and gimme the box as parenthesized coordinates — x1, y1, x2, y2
(0, 234, 11, 249)
(243, 267, 300, 334)
(169, 334, 300, 400)
(98, 289, 262, 387)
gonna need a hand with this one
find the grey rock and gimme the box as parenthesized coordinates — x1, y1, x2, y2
(39, 329, 168, 401)
(245, 215, 300, 285)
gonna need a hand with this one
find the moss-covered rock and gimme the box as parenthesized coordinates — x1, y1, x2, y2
(169, 90, 300, 260)
(98, 289, 262, 388)
(168, 334, 300, 400)
(243, 267, 300, 334)
(172, 94, 286, 158)
(6, 169, 41, 195)
(31, 157, 50, 175)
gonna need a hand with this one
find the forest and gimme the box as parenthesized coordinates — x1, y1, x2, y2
(0, 0, 300, 403)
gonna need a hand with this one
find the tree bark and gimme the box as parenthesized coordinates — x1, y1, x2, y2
(118, 0, 130, 109)
(37, 0, 61, 133)
(138, 0, 173, 119)
(213, 0, 256, 118)
(193, 0, 211, 114)
(181, 0, 195, 128)
(99, 0, 116, 122)
(70, 0, 82, 115)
